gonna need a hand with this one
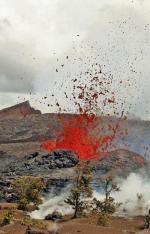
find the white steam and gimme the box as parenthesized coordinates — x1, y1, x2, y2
(31, 186, 72, 219)
(94, 173, 150, 216)
(114, 173, 150, 216)
(47, 222, 59, 234)
(31, 173, 150, 219)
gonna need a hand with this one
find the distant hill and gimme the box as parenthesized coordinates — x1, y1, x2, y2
(94, 149, 148, 177)
(0, 101, 150, 159)
(0, 101, 41, 119)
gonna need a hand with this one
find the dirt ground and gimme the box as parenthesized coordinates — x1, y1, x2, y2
(0, 204, 149, 234)
(60, 216, 149, 234)
(0, 216, 150, 234)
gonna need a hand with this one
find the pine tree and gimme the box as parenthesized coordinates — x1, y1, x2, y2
(65, 161, 93, 218)
(12, 176, 44, 211)
(93, 176, 120, 225)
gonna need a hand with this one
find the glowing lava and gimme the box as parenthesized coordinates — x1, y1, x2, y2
(41, 114, 120, 160)
(41, 61, 125, 160)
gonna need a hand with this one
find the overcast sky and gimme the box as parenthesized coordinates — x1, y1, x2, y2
(0, 0, 150, 119)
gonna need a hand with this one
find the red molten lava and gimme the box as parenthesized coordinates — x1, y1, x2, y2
(41, 114, 119, 160)
(41, 62, 124, 160)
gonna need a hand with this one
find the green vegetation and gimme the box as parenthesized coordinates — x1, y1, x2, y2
(0, 209, 14, 226)
(65, 162, 121, 223)
(12, 176, 44, 211)
(93, 176, 120, 226)
(2, 209, 14, 225)
(21, 215, 48, 230)
(65, 161, 93, 218)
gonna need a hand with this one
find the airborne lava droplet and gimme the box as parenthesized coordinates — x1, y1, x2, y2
(41, 114, 120, 160)
(41, 60, 126, 160)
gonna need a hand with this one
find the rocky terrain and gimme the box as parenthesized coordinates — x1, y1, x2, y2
(1, 148, 146, 178)
(0, 150, 78, 177)
(0, 102, 149, 203)
(0, 150, 78, 202)
(94, 149, 148, 177)
(0, 148, 148, 203)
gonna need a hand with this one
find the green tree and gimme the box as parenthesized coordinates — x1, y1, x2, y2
(12, 176, 44, 211)
(65, 161, 93, 218)
(93, 176, 120, 225)
(2, 209, 14, 226)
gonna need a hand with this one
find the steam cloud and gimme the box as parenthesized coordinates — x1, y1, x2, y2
(114, 173, 150, 216)
(32, 172, 150, 219)
(31, 186, 72, 219)
(93, 173, 150, 216)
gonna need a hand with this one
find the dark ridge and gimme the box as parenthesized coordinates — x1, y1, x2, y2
(0, 101, 41, 119)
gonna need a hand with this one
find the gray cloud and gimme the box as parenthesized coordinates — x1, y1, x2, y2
(0, 0, 150, 119)
(0, 17, 11, 31)
(0, 44, 35, 93)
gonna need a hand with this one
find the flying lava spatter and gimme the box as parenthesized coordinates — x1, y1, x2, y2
(41, 60, 126, 160)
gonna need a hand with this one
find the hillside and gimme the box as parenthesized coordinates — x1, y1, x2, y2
(0, 101, 41, 119)
(94, 149, 148, 176)
(0, 101, 150, 159)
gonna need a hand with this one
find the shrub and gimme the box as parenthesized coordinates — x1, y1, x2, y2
(92, 176, 120, 226)
(97, 213, 109, 226)
(1, 209, 14, 226)
(12, 176, 44, 211)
